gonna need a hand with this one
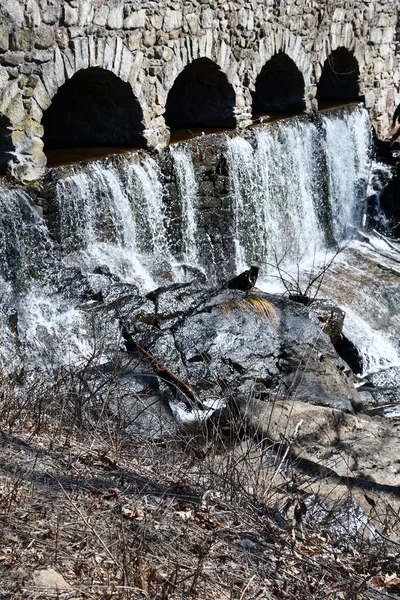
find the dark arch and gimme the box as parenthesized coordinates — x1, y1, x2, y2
(165, 58, 236, 129)
(251, 52, 306, 116)
(317, 48, 360, 103)
(0, 115, 15, 174)
(42, 67, 145, 150)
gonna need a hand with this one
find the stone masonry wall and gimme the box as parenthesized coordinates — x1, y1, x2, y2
(0, 0, 399, 181)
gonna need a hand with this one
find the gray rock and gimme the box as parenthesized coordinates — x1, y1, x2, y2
(10, 30, 32, 51)
(107, 5, 124, 29)
(124, 9, 146, 30)
(0, 27, 10, 52)
(226, 396, 400, 491)
(127, 285, 358, 413)
(32, 567, 71, 590)
(34, 25, 55, 49)
(63, 5, 77, 27)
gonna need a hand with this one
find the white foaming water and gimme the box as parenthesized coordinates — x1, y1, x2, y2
(128, 157, 171, 259)
(227, 136, 257, 271)
(170, 146, 200, 265)
(341, 305, 400, 375)
(17, 287, 96, 368)
(56, 159, 167, 291)
(227, 121, 324, 270)
(323, 107, 372, 239)
(227, 105, 372, 270)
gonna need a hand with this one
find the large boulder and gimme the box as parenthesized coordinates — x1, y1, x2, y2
(128, 285, 358, 413)
(228, 396, 400, 489)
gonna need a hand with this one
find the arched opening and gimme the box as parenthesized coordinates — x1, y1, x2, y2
(165, 58, 236, 129)
(317, 48, 360, 104)
(42, 67, 145, 150)
(251, 52, 305, 117)
(0, 115, 15, 174)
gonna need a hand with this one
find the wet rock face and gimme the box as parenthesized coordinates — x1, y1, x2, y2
(125, 283, 358, 414)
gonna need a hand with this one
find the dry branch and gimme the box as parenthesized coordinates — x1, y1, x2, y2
(121, 326, 205, 410)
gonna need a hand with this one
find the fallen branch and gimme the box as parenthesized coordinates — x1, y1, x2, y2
(121, 326, 205, 410)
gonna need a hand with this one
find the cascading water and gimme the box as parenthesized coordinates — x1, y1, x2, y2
(170, 146, 200, 266)
(323, 107, 371, 238)
(56, 158, 167, 290)
(226, 105, 372, 271)
(0, 186, 53, 284)
(0, 104, 398, 379)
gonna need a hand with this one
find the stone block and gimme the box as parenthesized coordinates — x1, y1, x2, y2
(332, 8, 346, 22)
(5, 68, 19, 79)
(0, 67, 9, 89)
(186, 13, 199, 35)
(11, 30, 32, 51)
(201, 8, 214, 29)
(107, 6, 124, 29)
(150, 14, 163, 30)
(127, 31, 142, 51)
(124, 10, 146, 30)
(0, 27, 9, 52)
(34, 26, 55, 50)
(1, 0, 25, 28)
(29, 98, 42, 122)
(373, 57, 385, 74)
(64, 6, 78, 27)
(31, 49, 53, 63)
(113, 36, 123, 73)
(156, 31, 169, 45)
(154, 46, 174, 62)
(369, 28, 382, 44)
(377, 14, 390, 28)
(0, 52, 25, 67)
(42, 7, 61, 26)
(54, 46, 66, 86)
(163, 9, 182, 33)
(25, 0, 42, 28)
(1, 87, 25, 124)
(78, 0, 94, 27)
(103, 37, 116, 71)
(119, 47, 133, 81)
(382, 27, 394, 44)
(168, 29, 180, 41)
(129, 51, 144, 86)
(40, 61, 59, 99)
(143, 31, 156, 48)
(93, 6, 109, 27)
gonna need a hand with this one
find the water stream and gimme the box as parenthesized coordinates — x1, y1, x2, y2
(0, 104, 398, 379)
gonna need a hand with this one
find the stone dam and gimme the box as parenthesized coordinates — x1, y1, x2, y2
(0, 0, 399, 181)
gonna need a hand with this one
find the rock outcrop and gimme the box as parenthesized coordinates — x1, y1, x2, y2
(120, 283, 358, 425)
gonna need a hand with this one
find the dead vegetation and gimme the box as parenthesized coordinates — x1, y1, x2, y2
(1, 356, 400, 600)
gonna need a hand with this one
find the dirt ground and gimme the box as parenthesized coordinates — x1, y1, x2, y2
(1, 403, 400, 600)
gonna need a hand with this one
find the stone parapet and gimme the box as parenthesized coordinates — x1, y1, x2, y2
(0, 0, 398, 181)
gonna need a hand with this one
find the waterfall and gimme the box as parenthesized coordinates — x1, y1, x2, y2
(0, 185, 53, 284)
(323, 107, 372, 239)
(170, 146, 200, 266)
(226, 105, 372, 271)
(53, 105, 373, 291)
(56, 159, 165, 291)
(1, 104, 396, 374)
